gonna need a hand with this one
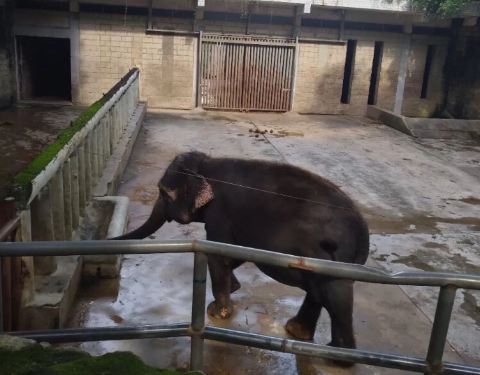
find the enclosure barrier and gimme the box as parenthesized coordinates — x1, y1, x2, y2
(10, 69, 139, 276)
(0, 239, 479, 375)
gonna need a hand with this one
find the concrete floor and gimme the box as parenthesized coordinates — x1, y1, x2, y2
(0, 103, 84, 199)
(76, 109, 480, 374)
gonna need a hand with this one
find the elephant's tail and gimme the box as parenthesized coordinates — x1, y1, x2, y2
(110, 199, 166, 240)
(354, 220, 370, 265)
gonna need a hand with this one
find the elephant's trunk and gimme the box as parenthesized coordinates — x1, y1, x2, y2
(110, 198, 166, 240)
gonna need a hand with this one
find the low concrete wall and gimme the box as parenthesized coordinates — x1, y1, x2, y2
(367, 105, 480, 140)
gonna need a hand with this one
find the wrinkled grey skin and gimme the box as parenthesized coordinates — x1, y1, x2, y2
(112, 152, 369, 358)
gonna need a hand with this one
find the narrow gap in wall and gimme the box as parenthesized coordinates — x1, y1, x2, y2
(341, 39, 356, 104)
(368, 41, 384, 105)
(420, 44, 435, 99)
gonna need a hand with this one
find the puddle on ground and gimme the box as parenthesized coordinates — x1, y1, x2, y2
(390, 249, 480, 274)
(364, 211, 480, 235)
(461, 291, 480, 327)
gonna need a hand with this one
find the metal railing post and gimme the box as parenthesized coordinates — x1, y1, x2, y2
(190, 252, 208, 371)
(425, 285, 457, 375)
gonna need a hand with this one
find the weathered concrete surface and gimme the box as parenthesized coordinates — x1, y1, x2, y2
(0, 103, 84, 200)
(368, 105, 480, 140)
(75, 110, 480, 374)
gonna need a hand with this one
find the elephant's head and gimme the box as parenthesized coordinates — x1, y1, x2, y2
(159, 151, 214, 224)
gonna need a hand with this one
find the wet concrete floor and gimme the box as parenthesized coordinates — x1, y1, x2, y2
(74, 110, 480, 374)
(0, 103, 84, 199)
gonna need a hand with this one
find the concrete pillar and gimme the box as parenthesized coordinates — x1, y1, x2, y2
(31, 186, 57, 275)
(393, 35, 412, 115)
(293, 5, 303, 37)
(85, 136, 92, 200)
(92, 127, 99, 180)
(62, 160, 73, 239)
(18, 209, 35, 303)
(194, 6, 204, 32)
(70, 152, 80, 230)
(78, 144, 86, 214)
(50, 170, 66, 241)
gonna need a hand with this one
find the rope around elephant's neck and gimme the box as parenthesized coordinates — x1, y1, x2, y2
(170, 169, 356, 212)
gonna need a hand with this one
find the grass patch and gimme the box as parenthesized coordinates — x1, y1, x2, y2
(0, 344, 202, 375)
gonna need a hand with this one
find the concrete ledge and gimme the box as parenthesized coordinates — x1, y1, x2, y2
(93, 102, 147, 197)
(366, 105, 413, 136)
(367, 105, 480, 140)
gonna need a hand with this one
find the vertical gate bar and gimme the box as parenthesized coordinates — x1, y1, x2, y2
(213, 42, 218, 108)
(282, 48, 292, 110)
(424, 285, 457, 375)
(266, 46, 274, 110)
(222, 43, 227, 109)
(276, 47, 284, 110)
(254, 46, 260, 110)
(230, 44, 236, 110)
(196, 32, 203, 108)
(270, 46, 279, 110)
(225, 43, 231, 109)
(259, 46, 266, 110)
(266, 47, 275, 110)
(289, 38, 300, 111)
(190, 252, 208, 371)
(264, 46, 273, 110)
(215, 43, 221, 108)
(239, 45, 245, 110)
(208, 42, 212, 107)
(50, 171, 66, 241)
(242, 45, 251, 111)
(278, 47, 286, 110)
(284, 47, 293, 111)
(217, 44, 228, 108)
(78, 144, 86, 214)
(232, 44, 238, 109)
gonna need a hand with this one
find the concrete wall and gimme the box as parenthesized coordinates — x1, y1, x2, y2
(446, 29, 480, 119)
(294, 35, 447, 116)
(79, 13, 197, 108)
(0, 5, 14, 108)
(0, 48, 14, 108)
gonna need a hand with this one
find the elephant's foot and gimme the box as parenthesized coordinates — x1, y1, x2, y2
(207, 300, 233, 319)
(326, 341, 356, 367)
(285, 318, 314, 341)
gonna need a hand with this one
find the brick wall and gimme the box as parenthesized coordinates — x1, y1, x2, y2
(294, 37, 446, 116)
(293, 41, 375, 115)
(402, 40, 446, 117)
(79, 13, 197, 109)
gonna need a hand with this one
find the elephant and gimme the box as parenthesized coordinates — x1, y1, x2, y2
(112, 151, 369, 352)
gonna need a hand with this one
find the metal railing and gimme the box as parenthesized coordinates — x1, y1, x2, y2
(0, 239, 479, 374)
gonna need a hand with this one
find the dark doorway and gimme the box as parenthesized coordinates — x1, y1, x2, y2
(368, 41, 384, 105)
(17, 36, 71, 101)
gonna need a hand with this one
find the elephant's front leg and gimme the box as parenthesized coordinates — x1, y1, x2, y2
(207, 255, 234, 319)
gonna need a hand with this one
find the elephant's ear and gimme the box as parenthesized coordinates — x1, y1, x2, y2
(194, 179, 214, 210)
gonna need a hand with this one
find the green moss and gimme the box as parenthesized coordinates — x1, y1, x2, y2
(0, 344, 88, 375)
(0, 344, 203, 375)
(11, 68, 139, 204)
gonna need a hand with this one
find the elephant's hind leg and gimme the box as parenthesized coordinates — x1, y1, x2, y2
(322, 279, 356, 349)
(285, 292, 322, 340)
